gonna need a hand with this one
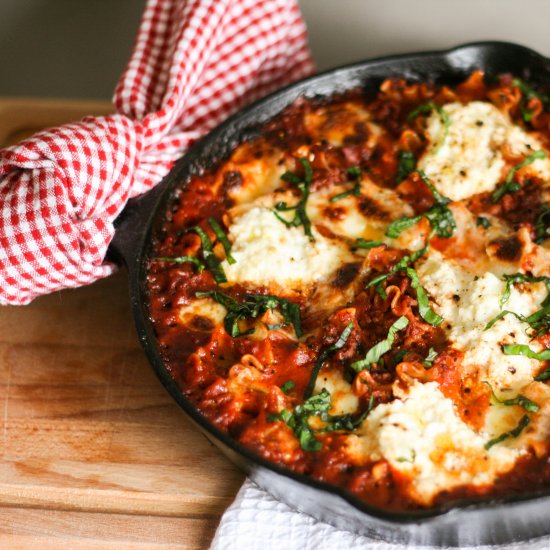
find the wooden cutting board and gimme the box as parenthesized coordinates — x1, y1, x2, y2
(0, 100, 245, 549)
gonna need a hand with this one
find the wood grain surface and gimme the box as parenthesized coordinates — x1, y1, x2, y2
(0, 101, 245, 549)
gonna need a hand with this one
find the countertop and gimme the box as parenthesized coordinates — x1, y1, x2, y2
(0, 101, 244, 549)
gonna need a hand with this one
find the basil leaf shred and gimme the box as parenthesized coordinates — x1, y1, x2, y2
(535, 367, 550, 382)
(386, 171, 456, 239)
(351, 316, 409, 372)
(502, 344, 550, 361)
(422, 347, 438, 368)
(408, 102, 450, 152)
(304, 322, 354, 399)
(192, 226, 227, 283)
(395, 150, 416, 184)
(280, 380, 295, 394)
(330, 166, 362, 203)
(196, 290, 302, 338)
(208, 217, 236, 264)
(351, 238, 384, 250)
(483, 381, 540, 413)
(485, 415, 530, 450)
(272, 387, 373, 452)
(155, 256, 205, 272)
(274, 158, 315, 241)
(512, 78, 550, 123)
(405, 267, 443, 326)
(491, 151, 547, 203)
(476, 216, 491, 229)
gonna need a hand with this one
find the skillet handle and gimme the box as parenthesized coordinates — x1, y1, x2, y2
(107, 179, 169, 269)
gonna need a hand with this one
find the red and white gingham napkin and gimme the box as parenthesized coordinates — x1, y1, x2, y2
(0, 0, 314, 305)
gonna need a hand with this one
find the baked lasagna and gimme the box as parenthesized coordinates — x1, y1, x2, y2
(147, 71, 550, 511)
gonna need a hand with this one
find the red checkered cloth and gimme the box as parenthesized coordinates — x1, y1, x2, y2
(0, 0, 314, 305)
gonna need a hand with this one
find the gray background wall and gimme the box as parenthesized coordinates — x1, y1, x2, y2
(0, 0, 549, 100)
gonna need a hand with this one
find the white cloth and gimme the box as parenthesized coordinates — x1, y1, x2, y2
(210, 479, 550, 550)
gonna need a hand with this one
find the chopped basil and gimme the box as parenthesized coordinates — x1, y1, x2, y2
(280, 380, 296, 394)
(525, 304, 550, 337)
(500, 273, 550, 307)
(196, 290, 302, 338)
(484, 382, 539, 413)
(274, 158, 315, 241)
(276, 389, 332, 451)
(395, 150, 416, 184)
(485, 310, 523, 331)
(386, 171, 456, 239)
(500, 394, 539, 413)
(535, 367, 550, 382)
(487, 273, 550, 336)
(385, 215, 422, 238)
(351, 238, 384, 250)
(502, 344, 550, 361)
(408, 102, 450, 151)
(272, 387, 373, 451)
(486, 305, 550, 337)
(191, 226, 227, 283)
(491, 150, 547, 203)
(476, 216, 491, 229)
(535, 205, 550, 243)
(396, 450, 416, 463)
(208, 217, 236, 264)
(512, 78, 549, 123)
(404, 267, 443, 326)
(366, 247, 427, 296)
(485, 300, 550, 338)
(154, 256, 205, 272)
(393, 349, 409, 364)
(364, 246, 440, 326)
(330, 166, 362, 203)
(320, 408, 371, 433)
(350, 316, 409, 372)
(418, 171, 456, 238)
(485, 414, 530, 450)
(422, 347, 438, 368)
(304, 322, 354, 399)
(347, 165, 361, 179)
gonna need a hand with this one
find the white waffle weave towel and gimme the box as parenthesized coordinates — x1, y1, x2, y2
(210, 479, 550, 550)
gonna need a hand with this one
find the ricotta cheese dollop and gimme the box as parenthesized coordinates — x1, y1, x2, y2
(416, 251, 547, 390)
(419, 101, 550, 201)
(345, 381, 519, 505)
(222, 206, 355, 289)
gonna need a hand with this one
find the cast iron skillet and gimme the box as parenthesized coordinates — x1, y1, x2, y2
(108, 42, 550, 546)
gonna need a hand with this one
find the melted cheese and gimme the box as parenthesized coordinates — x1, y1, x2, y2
(303, 102, 375, 146)
(222, 207, 355, 289)
(178, 297, 227, 329)
(222, 143, 286, 206)
(345, 382, 519, 505)
(419, 101, 550, 201)
(416, 251, 547, 390)
(306, 177, 414, 242)
(315, 369, 358, 415)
